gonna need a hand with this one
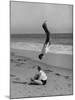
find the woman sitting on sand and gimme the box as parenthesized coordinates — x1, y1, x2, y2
(30, 66, 47, 85)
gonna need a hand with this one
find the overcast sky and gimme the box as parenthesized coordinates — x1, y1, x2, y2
(10, 1, 73, 34)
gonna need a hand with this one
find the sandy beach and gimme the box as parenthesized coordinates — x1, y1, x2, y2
(10, 2, 73, 99)
(10, 48, 73, 99)
(11, 42, 73, 69)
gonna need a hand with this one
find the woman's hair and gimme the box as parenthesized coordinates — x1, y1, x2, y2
(37, 66, 41, 71)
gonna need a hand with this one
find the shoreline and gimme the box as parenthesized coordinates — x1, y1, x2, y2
(11, 48, 73, 70)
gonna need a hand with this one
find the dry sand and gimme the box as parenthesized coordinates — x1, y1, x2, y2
(10, 49, 73, 99)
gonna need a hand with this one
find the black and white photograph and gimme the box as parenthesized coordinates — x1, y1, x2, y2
(10, 1, 73, 99)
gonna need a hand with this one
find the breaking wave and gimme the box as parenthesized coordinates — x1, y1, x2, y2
(11, 42, 72, 55)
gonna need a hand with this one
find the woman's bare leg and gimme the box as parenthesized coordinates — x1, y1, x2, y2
(33, 80, 43, 85)
(29, 79, 42, 85)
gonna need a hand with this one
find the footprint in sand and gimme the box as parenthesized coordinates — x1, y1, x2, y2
(15, 77, 20, 81)
(55, 73, 61, 76)
(10, 74, 16, 77)
(11, 52, 15, 56)
(12, 81, 28, 85)
(44, 69, 53, 73)
(64, 76, 70, 79)
(68, 83, 71, 87)
(15, 63, 25, 67)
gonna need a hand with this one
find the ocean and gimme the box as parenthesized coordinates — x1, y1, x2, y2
(10, 34, 73, 45)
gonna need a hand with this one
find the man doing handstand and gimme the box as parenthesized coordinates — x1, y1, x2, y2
(38, 21, 51, 60)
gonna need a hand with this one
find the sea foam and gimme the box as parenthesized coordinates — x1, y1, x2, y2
(11, 42, 72, 55)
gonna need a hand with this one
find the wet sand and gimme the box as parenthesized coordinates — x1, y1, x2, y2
(10, 49, 73, 99)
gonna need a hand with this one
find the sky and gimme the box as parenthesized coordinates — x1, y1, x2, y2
(10, 1, 73, 34)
